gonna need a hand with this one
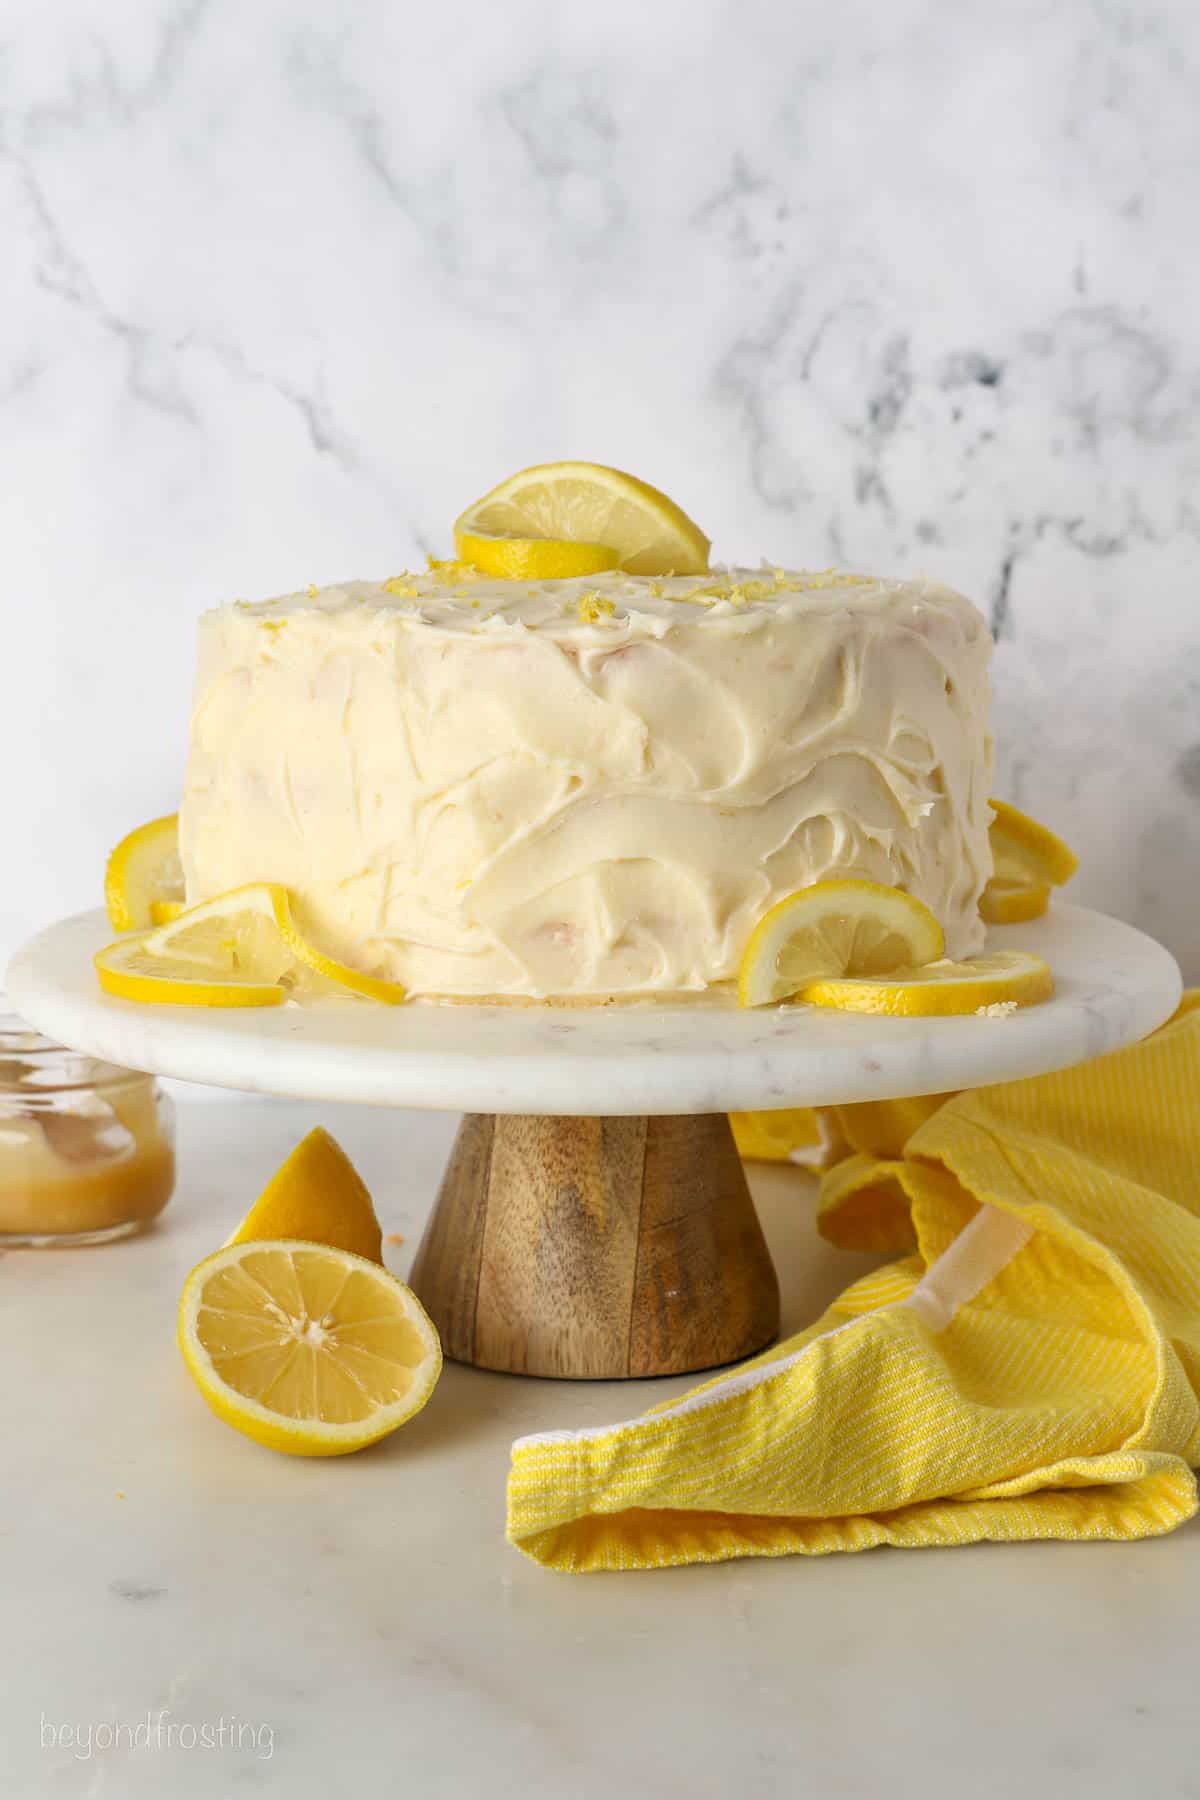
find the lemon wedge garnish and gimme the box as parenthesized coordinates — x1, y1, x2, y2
(800, 949, 1054, 1016)
(729, 1109, 822, 1162)
(178, 1241, 441, 1456)
(978, 879, 1052, 925)
(454, 461, 710, 578)
(94, 883, 406, 1008)
(988, 800, 1079, 888)
(104, 814, 184, 931)
(225, 1128, 384, 1264)
(738, 880, 945, 1009)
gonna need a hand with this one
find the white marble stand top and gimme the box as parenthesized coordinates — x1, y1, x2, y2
(4, 902, 1183, 1114)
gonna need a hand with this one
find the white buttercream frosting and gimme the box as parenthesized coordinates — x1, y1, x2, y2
(180, 566, 994, 1000)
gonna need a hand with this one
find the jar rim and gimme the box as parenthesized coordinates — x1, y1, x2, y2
(0, 1008, 154, 1095)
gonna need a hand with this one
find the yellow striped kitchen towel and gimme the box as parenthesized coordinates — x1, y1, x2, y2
(507, 993, 1200, 1572)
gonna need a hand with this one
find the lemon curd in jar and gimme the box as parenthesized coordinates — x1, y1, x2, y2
(0, 1014, 175, 1245)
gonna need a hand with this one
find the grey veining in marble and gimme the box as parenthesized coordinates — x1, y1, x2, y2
(4, 1, 1199, 977)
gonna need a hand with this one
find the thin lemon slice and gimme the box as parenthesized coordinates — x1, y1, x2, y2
(456, 535, 620, 581)
(278, 908, 408, 1004)
(178, 1241, 441, 1456)
(104, 814, 184, 930)
(95, 883, 407, 1007)
(738, 880, 945, 1009)
(226, 1129, 383, 1264)
(978, 878, 1052, 925)
(801, 949, 1054, 1016)
(95, 929, 287, 1008)
(729, 1109, 822, 1162)
(989, 800, 1079, 887)
(454, 461, 710, 577)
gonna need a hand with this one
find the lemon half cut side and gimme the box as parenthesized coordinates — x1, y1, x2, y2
(178, 1241, 441, 1456)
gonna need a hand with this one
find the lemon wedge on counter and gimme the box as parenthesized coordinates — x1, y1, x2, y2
(978, 879, 1052, 925)
(226, 1128, 384, 1265)
(454, 462, 710, 578)
(104, 814, 185, 931)
(178, 1241, 441, 1456)
(800, 949, 1054, 1016)
(738, 881, 945, 1009)
(94, 883, 406, 1008)
(988, 800, 1079, 888)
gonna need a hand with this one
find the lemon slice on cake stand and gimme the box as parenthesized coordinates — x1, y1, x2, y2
(94, 884, 406, 1008)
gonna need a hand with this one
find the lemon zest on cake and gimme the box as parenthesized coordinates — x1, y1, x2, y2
(577, 592, 617, 623)
(428, 557, 480, 584)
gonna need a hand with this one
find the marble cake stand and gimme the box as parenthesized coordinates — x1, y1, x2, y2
(7, 902, 1182, 1381)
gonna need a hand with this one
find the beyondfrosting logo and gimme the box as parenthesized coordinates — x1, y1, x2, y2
(40, 1710, 274, 1762)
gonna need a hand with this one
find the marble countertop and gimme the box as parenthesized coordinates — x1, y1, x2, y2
(4, 1095, 1197, 1798)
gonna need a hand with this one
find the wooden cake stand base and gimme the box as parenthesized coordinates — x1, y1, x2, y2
(409, 1112, 780, 1379)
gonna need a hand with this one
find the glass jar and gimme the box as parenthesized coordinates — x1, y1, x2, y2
(0, 1010, 175, 1246)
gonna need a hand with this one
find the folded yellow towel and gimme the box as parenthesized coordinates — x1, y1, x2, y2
(507, 994, 1200, 1572)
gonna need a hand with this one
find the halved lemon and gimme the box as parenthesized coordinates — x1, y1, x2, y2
(978, 878, 1052, 925)
(104, 814, 184, 930)
(989, 800, 1078, 888)
(178, 1240, 441, 1456)
(94, 883, 407, 1007)
(454, 462, 710, 578)
(226, 1128, 384, 1264)
(738, 881, 945, 1009)
(800, 949, 1054, 1016)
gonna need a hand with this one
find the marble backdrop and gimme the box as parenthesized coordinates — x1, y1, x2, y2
(4, 0, 1199, 977)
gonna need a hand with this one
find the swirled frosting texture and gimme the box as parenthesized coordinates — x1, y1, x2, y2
(180, 569, 994, 999)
